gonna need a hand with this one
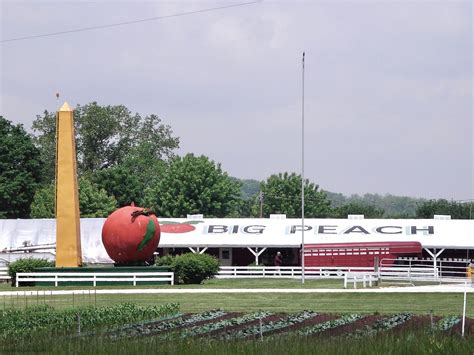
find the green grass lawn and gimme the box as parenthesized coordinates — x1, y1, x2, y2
(2, 290, 472, 316)
(0, 278, 345, 291)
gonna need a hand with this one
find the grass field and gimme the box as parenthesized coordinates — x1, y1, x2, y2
(1, 278, 473, 315)
(0, 278, 345, 290)
(1, 290, 472, 316)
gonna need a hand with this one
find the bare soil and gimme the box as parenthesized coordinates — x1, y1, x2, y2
(451, 318, 474, 336)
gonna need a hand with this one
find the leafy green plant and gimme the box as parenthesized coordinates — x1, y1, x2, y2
(8, 258, 54, 286)
(179, 311, 272, 338)
(350, 313, 412, 338)
(435, 316, 461, 331)
(297, 314, 362, 336)
(171, 253, 220, 284)
(222, 311, 317, 339)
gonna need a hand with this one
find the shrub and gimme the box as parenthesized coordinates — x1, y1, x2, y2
(8, 258, 54, 286)
(172, 253, 220, 284)
(155, 255, 175, 266)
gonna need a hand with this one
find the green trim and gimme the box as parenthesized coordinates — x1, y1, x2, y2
(137, 218, 156, 251)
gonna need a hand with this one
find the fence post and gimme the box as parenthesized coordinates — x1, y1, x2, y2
(133, 275, 136, 286)
(408, 261, 411, 282)
(77, 313, 81, 334)
(344, 273, 347, 289)
(462, 290, 467, 337)
(55, 275, 58, 287)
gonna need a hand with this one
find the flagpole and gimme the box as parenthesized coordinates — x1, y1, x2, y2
(301, 51, 305, 284)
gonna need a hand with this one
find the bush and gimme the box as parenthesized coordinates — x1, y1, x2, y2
(155, 255, 175, 266)
(8, 258, 54, 286)
(170, 253, 220, 284)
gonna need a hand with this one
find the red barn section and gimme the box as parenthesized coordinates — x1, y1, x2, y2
(304, 242, 423, 267)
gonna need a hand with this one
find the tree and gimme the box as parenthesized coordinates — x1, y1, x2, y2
(90, 151, 167, 207)
(31, 102, 179, 182)
(0, 117, 43, 218)
(30, 177, 117, 218)
(416, 199, 473, 219)
(331, 202, 385, 219)
(257, 172, 332, 218)
(144, 154, 242, 217)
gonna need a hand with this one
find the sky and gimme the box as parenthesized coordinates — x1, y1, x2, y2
(0, 0, 472, 200)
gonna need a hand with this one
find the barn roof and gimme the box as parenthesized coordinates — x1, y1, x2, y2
(0, 217, 472, 263)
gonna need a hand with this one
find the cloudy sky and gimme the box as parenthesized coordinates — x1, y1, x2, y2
(1, 0, 472, 200)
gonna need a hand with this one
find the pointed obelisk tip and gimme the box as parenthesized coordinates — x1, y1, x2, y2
(59, 102, 73, 112)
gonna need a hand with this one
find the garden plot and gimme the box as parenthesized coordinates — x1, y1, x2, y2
(107, 309, 229, 339)
(102, 311, 474, 341)
(218, 311, 318, 340)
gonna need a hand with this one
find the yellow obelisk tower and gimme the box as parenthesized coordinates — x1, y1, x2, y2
(55, 102, 82, 267)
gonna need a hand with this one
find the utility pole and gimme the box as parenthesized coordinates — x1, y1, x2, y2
(301, 51, 305, 284)
(258, 191, 264, 218)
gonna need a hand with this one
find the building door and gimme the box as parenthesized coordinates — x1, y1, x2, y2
(219, 248, 232, 266)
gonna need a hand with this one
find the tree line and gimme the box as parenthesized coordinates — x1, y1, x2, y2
(1, 102, 472, 220)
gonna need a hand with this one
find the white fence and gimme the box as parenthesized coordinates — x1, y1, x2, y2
(0, 267, 10, 281)
(344, 272, 379, 289)
(218, 259, 473, 286)
(217, 266, 373, 279)
(379, 258, 471, 283)
(16, 272, 174, 287)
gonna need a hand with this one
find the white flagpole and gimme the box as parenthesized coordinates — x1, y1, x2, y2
(301, 51, 305, 284)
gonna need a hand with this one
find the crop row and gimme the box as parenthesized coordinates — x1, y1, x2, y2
(176, 311, 273, 339)
(221, 311, 318, 340)
(109, 309, 226, 339)
(297, 314, 362, 336)
(349, 313, 412, 337)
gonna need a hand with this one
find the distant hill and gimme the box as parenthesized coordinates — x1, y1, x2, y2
(323, 191, 423, 218)
(231, 178, 260, 200)
(235, 178, 424, 218)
